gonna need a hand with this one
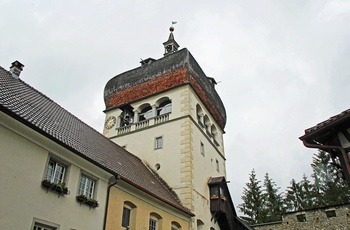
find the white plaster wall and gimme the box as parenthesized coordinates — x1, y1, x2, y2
(0, 114, 111, 230)
(104, 85, 226, 230)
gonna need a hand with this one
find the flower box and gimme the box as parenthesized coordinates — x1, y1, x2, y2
(76, 194, 99, 208)
(41, 180, 68, 195)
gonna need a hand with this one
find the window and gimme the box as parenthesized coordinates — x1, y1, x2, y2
(33, 223, 56, 230)
(216, 159, 219, 172)
(122, 207, 131, 228)
(196, 104, 204, 127)
(200, 142, 205, 156)
(325, 209, 336, 218)
(149, 218, 157, 230)
(78, 174, 95, 198)
(204, 115, 211, 135)
(149, 213, 162, 230)
(296, 213, 306, 222)
(46, 159, 66, 184)
(157, 100, 172, 116)
(121, 201, 136, 229)
(139, 105, 152, 121)
(155, 137, 163, 149)
(32, 219, 59, 230)
(171, 221, 181, 230)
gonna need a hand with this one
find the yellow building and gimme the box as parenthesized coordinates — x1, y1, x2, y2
(106, 180, 193, 230)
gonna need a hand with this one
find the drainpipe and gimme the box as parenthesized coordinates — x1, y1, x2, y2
(302, 140, 350, 186)
(103, 174, 120, 230)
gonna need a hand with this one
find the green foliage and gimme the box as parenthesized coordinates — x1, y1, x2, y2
(240, 150, 350, 224)
(311, 150, 350, 207)
(263, 173, 285, 222)
(239, 169, 266, 224)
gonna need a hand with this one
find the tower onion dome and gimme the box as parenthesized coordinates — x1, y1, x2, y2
(104, 48, 227, 130)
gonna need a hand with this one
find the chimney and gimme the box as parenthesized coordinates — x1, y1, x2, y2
(9, 60, 24, 78)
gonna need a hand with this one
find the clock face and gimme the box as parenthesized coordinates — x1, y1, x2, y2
(105, 116, 116, 130)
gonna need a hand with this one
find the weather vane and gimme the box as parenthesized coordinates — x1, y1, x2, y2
(170, 21, 177, 32)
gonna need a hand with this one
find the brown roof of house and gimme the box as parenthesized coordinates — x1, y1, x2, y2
(300, 109, 350, 140)
(0, 66, 193, 216)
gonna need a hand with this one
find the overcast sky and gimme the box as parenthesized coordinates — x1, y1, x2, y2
(1, 0, 350, 215)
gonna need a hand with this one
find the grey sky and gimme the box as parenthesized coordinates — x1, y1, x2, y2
(1, 0, 350, 215)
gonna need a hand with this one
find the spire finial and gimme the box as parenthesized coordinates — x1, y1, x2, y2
(170, 21, 177, 32)
(163, 22, 179, 56)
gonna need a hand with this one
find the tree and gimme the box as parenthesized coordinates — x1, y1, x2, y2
(285, 179, 303, 212)
(285, 174, 316, 212)
(263, 173, 284, 222)
(311, 150, 350, 207)
(299, 174, 315, 209)
(239, 169, 266, 224)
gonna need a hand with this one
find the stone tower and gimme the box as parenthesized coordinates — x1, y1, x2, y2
(103, 26, 227, 229)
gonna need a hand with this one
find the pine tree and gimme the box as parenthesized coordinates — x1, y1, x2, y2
(263, 173, 284, 222)
(299, 174, 315, 209)
(311, 150, 350, 207)
(285, 179, 303, 212)
(239, 169, 266, 224)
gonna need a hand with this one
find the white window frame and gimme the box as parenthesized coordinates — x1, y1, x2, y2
(78, 174, 96, 198)
(46, 158, 67, 184)
(32, 218, 59, 230)
(149, 218, 158, 230)
(155, 136, 163, 149)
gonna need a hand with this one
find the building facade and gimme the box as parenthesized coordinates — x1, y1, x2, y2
(0, 62, 193, 229)
(103, 27, 248, 230)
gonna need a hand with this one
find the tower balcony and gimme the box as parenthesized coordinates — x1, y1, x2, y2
(116, 113, 169, 136)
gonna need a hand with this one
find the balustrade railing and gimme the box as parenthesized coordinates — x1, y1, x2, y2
(115, 114, 170, 135)
(135, 120, 149, 130)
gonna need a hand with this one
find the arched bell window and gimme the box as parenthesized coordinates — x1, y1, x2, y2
(138, 104, 152, 121)
(156, 98, 172, 116)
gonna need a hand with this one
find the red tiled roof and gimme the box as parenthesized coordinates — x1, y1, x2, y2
(0, 66, 193, 216)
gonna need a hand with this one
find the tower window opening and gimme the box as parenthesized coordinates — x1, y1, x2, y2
(157, 100, 172, 116)
(216, 159, 219, 172)
(120, 106, 134, 127)
(204, 115, 211, 136)
(139, 106, 152, 121)
(196, 104, 204, 127)
(200, 142, 205, 156)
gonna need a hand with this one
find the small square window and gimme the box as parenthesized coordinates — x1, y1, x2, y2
(296, 214, 306, 222)
(200, 142, 205, 156)
(78, 174, 96, 198)
(325, 209, 336, 218)
(155, 137, 163, 149)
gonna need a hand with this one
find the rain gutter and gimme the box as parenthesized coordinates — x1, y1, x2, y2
(103, 175, 120, 230)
